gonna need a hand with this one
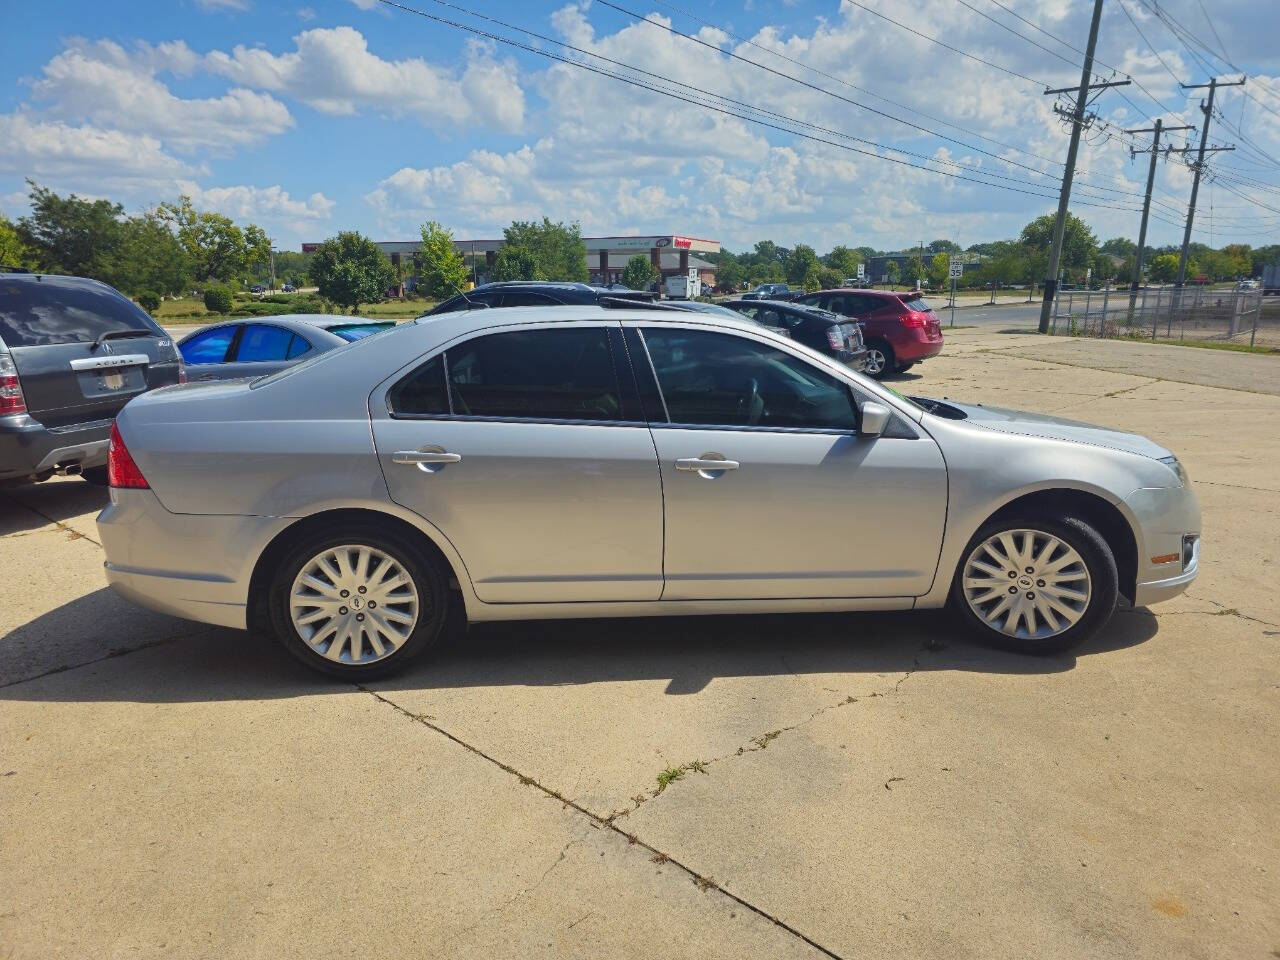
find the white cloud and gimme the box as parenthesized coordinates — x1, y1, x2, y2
(177, 181, 335, 228)
(197, 0, 249, 9)
(0, 113, 196, 189)
(205, 26, 525, 131)
(297, 6, 316, 20)
(32, 40, 293, 152)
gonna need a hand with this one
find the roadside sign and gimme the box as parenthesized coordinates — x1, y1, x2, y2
(949, 260, 963, 280)
(856, 263, 866, 280)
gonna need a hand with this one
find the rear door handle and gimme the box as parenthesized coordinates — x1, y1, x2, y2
(393, 449, 463, 465)
(675, 457, 739, 472)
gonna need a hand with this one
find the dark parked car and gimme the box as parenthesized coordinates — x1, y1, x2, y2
(427, 281, 653, 315)
(281, 283, 297, 293)
(178, 315, 395, 381)
(738, 282, 794, 301)
(724, 299, 868, 372)
(249, 284, 268, 294)
(793, 289, 943, 378)
(0, 271, 183, 485)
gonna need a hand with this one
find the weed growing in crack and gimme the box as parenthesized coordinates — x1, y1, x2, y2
(656, 766, 687, 792)
(694, 876, 716, 891)
(752, 731, 782, 750)
(651, 852, 669, 865)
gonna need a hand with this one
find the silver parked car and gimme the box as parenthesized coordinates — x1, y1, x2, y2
(98, 306, 1200, 679)
(177, 315, 395, 381)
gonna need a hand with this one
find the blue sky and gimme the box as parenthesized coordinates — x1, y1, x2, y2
(3, 0, 1277, 253)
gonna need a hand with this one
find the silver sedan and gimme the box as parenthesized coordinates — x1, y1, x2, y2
(98, 306, 1200, 679)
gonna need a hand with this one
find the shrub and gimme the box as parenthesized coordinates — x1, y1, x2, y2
(137, 291, 161, 314)
(203, 287, 234, 314)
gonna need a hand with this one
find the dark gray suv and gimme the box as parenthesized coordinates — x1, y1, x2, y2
(0, 271, 183, 485)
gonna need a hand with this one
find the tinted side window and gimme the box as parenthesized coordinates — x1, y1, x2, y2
(286, 335, 313, 359)
(235, 324, 295, 363)
(641, 329, 857, 431)
(179, 327, 235, 364)
(0, 279, 161, 348)
(447, 328, 622, 421)
(498, 291, 558, 307)
(389, 354, 449, 416)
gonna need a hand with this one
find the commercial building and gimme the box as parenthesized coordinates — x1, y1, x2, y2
(303, 234, 720, 289)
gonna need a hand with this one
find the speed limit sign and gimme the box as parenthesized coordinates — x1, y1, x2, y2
(949, 260, 963, 280)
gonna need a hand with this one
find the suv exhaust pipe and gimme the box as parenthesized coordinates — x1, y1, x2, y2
(53, 461, 83, 477)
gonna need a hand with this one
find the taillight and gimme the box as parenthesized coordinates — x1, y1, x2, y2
(825, 326, 844, 350)
(902, 312, 928, 329)
(0, 353, 27, 415)
(107, 421, 149, 489)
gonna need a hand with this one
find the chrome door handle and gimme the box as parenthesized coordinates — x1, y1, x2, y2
(675, 457, 739, 472)
(392, 450, 462, 465)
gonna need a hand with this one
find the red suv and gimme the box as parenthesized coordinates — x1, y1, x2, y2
(794, 289, 943, 378)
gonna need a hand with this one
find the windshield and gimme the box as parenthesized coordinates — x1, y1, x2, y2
(328, 322, 395, 342)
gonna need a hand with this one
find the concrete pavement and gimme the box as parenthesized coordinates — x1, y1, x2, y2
(1, 329, 1277, 959)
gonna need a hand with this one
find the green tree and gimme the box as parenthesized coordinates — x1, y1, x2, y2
(1100, 236, 1136, 258)
(203, 287, 233, 314)
(243, 224, 272, 285)
(17, 181, 125, 280)
(753, 240, 786, 267)
(927, 239, 962, 255)
(159, 196, 248, 284)
(906, 253, 925, 288)
(490, 245, 544, 282)
(1019, 212, 1098, 274)
(416, 221, 468, 299)
(115, 211, 191, 296)
(136, 291, 161, 314)
(927, 251, 950, 289)
(621, 254, 657, 291)
(308, 231, 395, 312)
(501, 218, 587, 282)
(785, 244, 819, 285)
(0, 213, 38, 269)
(885, 260, 901, 287)
(1148, 253, 1180, 283)
(824, 245, 862, 279)
(713, 252, 745, 290)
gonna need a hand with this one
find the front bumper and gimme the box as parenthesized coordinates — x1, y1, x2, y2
(0, 414, 111, 481)
(1125, 484, 1201, 607)
(97, 487, 292, 631)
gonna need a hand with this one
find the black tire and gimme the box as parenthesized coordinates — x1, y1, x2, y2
(896, 361, 916, 373)
(950, 515, 1118, 655)
(865, 339, 895, 379)
(80, 466, 110, 486)
(267, 523, 449, 680)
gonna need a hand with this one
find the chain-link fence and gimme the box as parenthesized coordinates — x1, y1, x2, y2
(1048, 285, 1274, 347)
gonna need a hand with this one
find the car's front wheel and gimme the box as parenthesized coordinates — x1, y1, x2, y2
(268, 526, 448, 679)
(950, 516, 1118, 655)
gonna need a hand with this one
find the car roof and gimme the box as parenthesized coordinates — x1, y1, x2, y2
(814, 288, 919, 299)
(413, 303, 766, 337)
(0, 271, 121, 293)
(725, 299, 846, 322)
(178, 315, 391, 342)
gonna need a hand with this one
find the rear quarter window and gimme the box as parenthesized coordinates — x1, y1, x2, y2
(902, 297, 933, 312)
(0, 278, 161, 347)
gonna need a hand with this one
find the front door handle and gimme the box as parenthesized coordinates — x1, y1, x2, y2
(392, 448, 462, 474)
(675, 456, 739, 477)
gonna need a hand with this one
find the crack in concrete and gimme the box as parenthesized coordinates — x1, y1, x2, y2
(0, 493, 102, 547)
(1182, 594, 1280, 628)
(0, 626, 218, 690)
(359, 684, 845, 959)
(607, 646, 928, 822)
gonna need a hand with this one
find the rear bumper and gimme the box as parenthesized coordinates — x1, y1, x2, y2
(895, 335, 944, 364)
(97, 487, 292, 631)
(0, 414, 111, 481)
(840, 347, 870, 373)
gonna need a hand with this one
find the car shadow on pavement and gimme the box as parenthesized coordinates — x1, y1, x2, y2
(0, 480, 108, 536)
(0, 591, 1159, 703)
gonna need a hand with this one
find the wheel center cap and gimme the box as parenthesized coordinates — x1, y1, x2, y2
(351, 596, 365, 610)
(1019, 577, 1032, 587)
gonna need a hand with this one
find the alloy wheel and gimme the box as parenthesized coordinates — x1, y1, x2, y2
(289, 544, 420, 664)
(961, 528, 1092, 640)
(865, 347, 887, 375)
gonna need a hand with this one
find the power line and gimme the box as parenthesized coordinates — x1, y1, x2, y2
(1115, 0, 1183, 86)
(371, 0, 1153, 214)
(1194, 0, 1231, 66)
(837, 0, 1047, 87)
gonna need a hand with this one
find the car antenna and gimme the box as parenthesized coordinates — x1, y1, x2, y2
(452, 281, 487, 310)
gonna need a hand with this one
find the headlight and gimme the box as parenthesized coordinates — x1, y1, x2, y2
(1158, 455, 1188, 486)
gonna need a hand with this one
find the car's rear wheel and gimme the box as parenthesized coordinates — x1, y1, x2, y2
(268, 526, 448, 679)
(864, 339, 894, 379)
(950, 516, 1118, 655)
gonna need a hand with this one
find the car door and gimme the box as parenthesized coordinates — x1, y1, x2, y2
(370, 321, 664, 604)
(222, 323, 302, 379)
(632, 323, 947, 600)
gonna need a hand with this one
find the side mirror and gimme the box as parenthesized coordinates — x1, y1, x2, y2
(859, 401, 891, 438)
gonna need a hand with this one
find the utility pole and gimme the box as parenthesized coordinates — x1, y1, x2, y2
(1124, 120, 1194, 311)
(1037, 0, 1131, 334)
(1173, 77, 1245, 288)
